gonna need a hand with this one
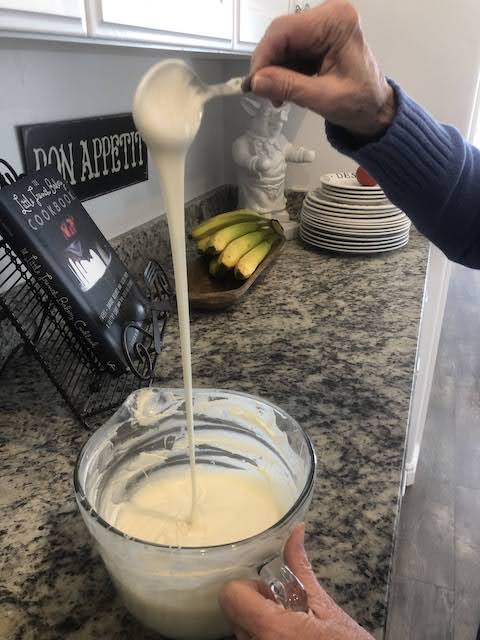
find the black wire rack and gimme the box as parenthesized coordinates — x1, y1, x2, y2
(0, 159, 173, 429)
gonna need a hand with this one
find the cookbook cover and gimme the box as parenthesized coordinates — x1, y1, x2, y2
(0, 166, 147, 375)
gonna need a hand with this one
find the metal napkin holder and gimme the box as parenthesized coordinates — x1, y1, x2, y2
(0, 159, 173, 429)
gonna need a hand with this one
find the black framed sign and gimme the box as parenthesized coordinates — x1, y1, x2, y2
(17, 113, 148, 201)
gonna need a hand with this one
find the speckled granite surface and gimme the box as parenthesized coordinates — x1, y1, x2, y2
(0, 189, 429, 640)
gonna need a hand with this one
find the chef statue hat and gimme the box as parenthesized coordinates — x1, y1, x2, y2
(241, 96, 291, 121)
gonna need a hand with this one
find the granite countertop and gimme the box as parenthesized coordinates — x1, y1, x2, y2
(0, 214, 429, 639)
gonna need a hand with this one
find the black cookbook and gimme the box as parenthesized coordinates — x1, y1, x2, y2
(0, 166, 146, 375)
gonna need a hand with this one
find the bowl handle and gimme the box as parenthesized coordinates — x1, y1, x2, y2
(258, 556, 308, 612)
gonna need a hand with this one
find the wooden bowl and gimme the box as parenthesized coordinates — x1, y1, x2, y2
(187, 240, 285, 311)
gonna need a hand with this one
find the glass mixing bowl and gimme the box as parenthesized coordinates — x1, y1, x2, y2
(74, 388, 316, 640)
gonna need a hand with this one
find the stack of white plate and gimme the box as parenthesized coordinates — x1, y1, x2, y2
(300, 172, 411, 254)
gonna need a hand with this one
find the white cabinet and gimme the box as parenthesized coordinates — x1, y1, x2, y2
(235, 0, 290, 51)
(0, 0, 293, 53)
(0, 0, 86, 36)
(85, 0, 234, 50)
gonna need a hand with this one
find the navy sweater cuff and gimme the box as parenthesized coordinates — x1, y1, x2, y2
(324, 81, 480, 267)
(325, 80, 454, 191)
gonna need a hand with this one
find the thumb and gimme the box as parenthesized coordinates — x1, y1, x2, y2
(251, 66, 325, 109)
(284, 524, 320, 594)
(284, 525, 338, 617)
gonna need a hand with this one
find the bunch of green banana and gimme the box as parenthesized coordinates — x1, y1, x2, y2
(191, 209, 284, 280)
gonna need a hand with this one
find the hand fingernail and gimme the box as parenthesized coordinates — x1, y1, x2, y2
(241, 75, 252, 92)
(252, 74, 273, 95)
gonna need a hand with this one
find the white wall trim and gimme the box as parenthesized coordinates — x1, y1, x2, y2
(404, 244, 451, 486)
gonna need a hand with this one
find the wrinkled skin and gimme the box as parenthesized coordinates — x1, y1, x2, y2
(245, 0, 396, 139)
(219, 526, 374, 640)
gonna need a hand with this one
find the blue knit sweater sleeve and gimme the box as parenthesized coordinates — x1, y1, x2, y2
(325, 81, 480, 268)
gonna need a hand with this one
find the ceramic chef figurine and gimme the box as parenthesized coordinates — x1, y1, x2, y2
(233, 96, 315, 236)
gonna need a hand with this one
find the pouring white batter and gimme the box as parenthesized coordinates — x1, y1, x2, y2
(129, 60, 293, 545)
(134, 62, 242, 520)
(133, 60, 206, 522)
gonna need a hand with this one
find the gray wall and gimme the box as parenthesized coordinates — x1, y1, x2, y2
(0, 39, 231, 239)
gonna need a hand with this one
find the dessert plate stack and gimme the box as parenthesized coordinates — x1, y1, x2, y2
(300, 172, 411, 254)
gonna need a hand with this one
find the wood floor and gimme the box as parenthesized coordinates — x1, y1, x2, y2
(386, 263, 480, 640)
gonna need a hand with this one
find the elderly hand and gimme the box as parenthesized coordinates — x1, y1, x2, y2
(247, 0, 396, 139)
(219, 525, 374, 640)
